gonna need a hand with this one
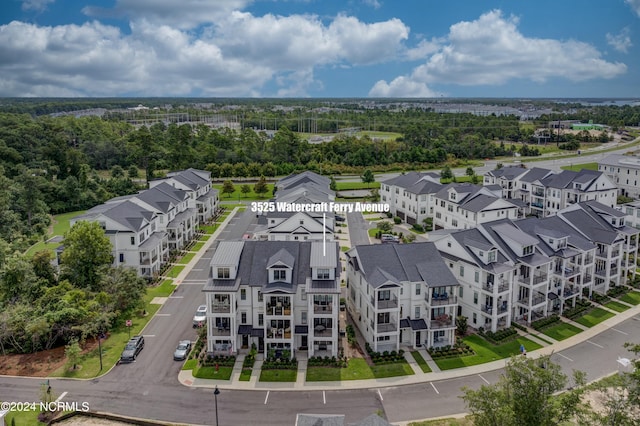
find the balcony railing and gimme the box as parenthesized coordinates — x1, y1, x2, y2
(610, 267, 619, 276)
(584, 255, 594, 264)
(211, 327, 231, 336)
(595, 268, 607, 277)
(611, 249, 620, 258)
(518, 274, 548, 285)
(267, 329, 292, 339)
(373, 297, 398, 310)
(313, 304, 333, 314)
(562, 288, 578, 298)
(376, 323, 397, 333)
(533, 189, 544, 197)
(211, 303, 231, 313)
(483, 280, 509, 293)
(266, 305, 292, 316)
(583, 274, 593, 284)
(430, 295, 457, 306)
(430, 317, 454, 329)
(518, 294, 546, 306)
(314, 328, 333, 337)
(530, 202, 544, 209)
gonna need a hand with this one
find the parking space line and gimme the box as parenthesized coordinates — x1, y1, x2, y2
(587, 340, 604, 349)
(323, 391, 326, 404)
(377, 389, 383, 401)
(55, 392, 67, 402)
(156, 314, 171, 317)
(264, 391, 270, 405)
(430, 382, 439, 394)
(556, 353, 574, 362)
(478, 374, 490, 384)
(168, 296, 184, 299)
(612, 328, 628, 335)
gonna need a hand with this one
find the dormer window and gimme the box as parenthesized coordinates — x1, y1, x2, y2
(523, 245, 533, 256)
(317, 269, 330, 279)
(217, 267, 230, 279)
(450, 192, 457, 201)
(273, 269, 286, 281)
(487, 250, 496, 263)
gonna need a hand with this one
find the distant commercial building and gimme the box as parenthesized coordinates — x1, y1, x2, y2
(598, 154, 640, 199)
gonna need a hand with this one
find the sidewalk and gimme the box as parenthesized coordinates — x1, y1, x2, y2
(178, 301, 640, 392)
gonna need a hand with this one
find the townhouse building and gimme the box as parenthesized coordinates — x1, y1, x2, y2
(149, 168, 219, 225)
(379, 172, 442, 225)
(483, 166, 530, 199)
(203, 240, 341, 358)
(558, 201, 639, 291)
(598, 154, 640, 199)
(254, 211, 334, 241)
(71, 200, 168, 279)
(622, 200, 640, 230)
(432, 183, 520, 230)
(345, 243, 459, 352)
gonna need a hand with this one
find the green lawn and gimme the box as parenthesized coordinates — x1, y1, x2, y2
(561, 162, 598, 172)
(25, 209, 87, 257)
(239, 368, 252, 381)
(199, 234, 211, 241)
(193, 365, 233, 380)
(619, 291, 640, 305)
(368, 228, 379, 237)
(306, 358, 413, 381)
(199, 224, 219, 234)
(213, 183, 274, 200)
(341, 246, 350, 252)
(335, 181, 381, 191)
(191, 242, 205, 251)
(165, 265, 185, 278)
(182, 359, 197, 370)
(176, 252, 196, 264)
(411, 351, 432, 373)
(574, 307, 615, 328)
(604, 300, 630, 312)
(4, 410, 44, 425)
(434, 335, 542, 371)
(259, 369, 298, 382)
(541, 323, 583, 341)
(144, 279, 177, 303)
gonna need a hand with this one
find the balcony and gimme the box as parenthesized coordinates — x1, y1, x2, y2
(211, 303, 231, 314)
(376, 323, 397, 333)
(584, 255, 594, 264)
(558, 267, 579, 277)
(611, 249, 621, 258)
(372, 296, 398, 310)
(430, 294, 457, 306)
(610, 266, 619, 276)
(530, 202, 544, 209)
(583, 274, 593, 285)
(313, 325, 333, 337)
(595, 268, 607, 277)
(518, 293, 546, 306)
(430, 316, 454, 329)
(533, 189, 544, 197)
(518, 273, 547, 285)
(482, 304, 509, 315)
(267, 328, 292, 339)
(211, 327, 231, 336)
(313, 304, 333, 314)
(266, 305, 292, 316)
(483, 280, 509, 293)
(562, 287, 578, 298)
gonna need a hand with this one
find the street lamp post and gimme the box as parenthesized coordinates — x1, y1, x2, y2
(214, 386, 220, 426)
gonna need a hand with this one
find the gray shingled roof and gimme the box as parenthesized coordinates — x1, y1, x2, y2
(599, 154, 640, 168)
(488, 166, 529, 180)
(75, 200, 155, 232)
(268, 247, 296, 268)
(382, 171, 440, 190)
(518, 167, 553, 183)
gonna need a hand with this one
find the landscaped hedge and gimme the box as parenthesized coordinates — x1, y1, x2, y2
(262, 358, 298, 370)
(607, 286, 629, 298)
(365, 343, 405, 364)
(308, 356, 347, 368)
(562, 299, 592, 320)
(427, 342, 474, 359)
(200, 354, 236, 367)
(479, 327, 518, 344)
(590, 292, 611, 305)
(511, 322, 527, 332)
(531, 314, 561, 331)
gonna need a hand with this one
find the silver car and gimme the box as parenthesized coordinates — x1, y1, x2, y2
(192, 304, 207, 328)
(173, 340, 192, 361)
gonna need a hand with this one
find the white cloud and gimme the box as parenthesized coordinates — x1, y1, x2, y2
(626, 0, 640, 17)
(607, 28, 632, 53)
(369, 76, 440, 97)
(0, 7, 409, 97)
(362, 0, 382, 9)
(21, 0, 54, 12)
(83, 0, 252, 30)
(404, 38, 442, 61)
(371, 9, 627, 96)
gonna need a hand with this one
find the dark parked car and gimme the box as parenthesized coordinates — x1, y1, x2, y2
(335, 215, 346, 222)
(120, 335, 145, 363)
(173, 340, 192, 361)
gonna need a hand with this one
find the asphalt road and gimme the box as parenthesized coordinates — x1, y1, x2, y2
(1, 208, 640, 425)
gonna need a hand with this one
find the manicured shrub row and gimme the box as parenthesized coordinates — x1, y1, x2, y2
(590, 292, 611, 304)
(308, 356, 348, 368)
(479, 327, 518, 344)
(200, 354, 236, 367)
(511, 322, 527, 332)
(262, 358, 298, 370)
(365, 343, 405, 364)
(607, 286, 629, 298)
(562, 299, 592, 320)
(427, 342, 474, 359)
(531, 314, 561, 331)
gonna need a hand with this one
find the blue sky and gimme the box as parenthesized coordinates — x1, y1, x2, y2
(1, 0, 639, 97)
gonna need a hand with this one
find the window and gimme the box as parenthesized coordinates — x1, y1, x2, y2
(523, 245, 533, 256)
(415, 284, 421, 296)
(119, 253, 124, 263)
(301, 311, 307, 325)
(473, 313, 477, 324)
(130, 236, 135, 245)
(258, 291, 263, 302)
(473, 292, 478, 305)
(301, 289, 306, 300)
(274, 270, 286, 280)
(459, 286, 463, 298)
(488, 251, 496, 263)
(240, 289, 246, 300)
(317, 269, 330, 279)
(258, 314, 264, 326)
(447, 241, 452, 247)
(217, 267, 230, 279)
(452, 219, 458, 227)
(241, 312, 247, 323)
(414, 306, 420, 319)
(474, 271, 479, 283)
(459, 266, 464, 277)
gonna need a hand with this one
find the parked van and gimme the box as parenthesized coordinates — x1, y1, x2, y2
(381, 234, 399, 243)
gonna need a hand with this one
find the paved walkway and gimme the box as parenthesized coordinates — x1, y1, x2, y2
(178, 301, 640, 392)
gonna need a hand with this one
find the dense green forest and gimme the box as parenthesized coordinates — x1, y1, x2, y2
(0, 98, 637, 354)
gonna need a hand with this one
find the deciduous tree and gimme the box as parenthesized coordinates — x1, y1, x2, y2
(60, 221, 112, 291)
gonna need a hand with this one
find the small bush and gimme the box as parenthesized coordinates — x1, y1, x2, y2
(531, 315, 561, 331)
(393, 216, 402, 224)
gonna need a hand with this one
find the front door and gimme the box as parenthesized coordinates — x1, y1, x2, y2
(415, 331, 422, 347)
(258, 337, 264, 352)
(301, 335, 308, 349)
(242, 334, 249, 349)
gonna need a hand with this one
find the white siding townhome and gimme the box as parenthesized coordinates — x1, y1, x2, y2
(432, 183, 520, 230)
(346, 242, 459, 352)
(203, 240, 341, 358)
(598, 154, 640, 199)
(379, 172, 442, 225)
(622, 200, 640, 230)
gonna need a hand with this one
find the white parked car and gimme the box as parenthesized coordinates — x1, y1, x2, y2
(192, 304, 207, 328)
